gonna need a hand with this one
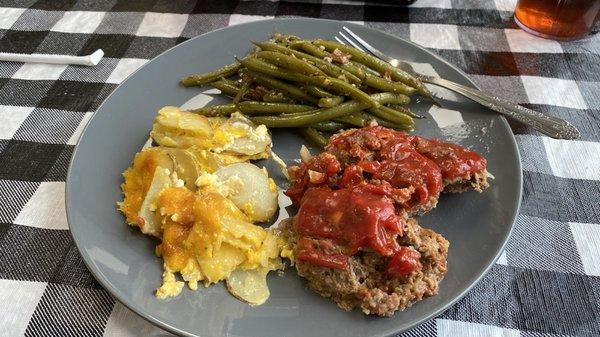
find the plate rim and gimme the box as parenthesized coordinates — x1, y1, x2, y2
(66, 17, 523, 337)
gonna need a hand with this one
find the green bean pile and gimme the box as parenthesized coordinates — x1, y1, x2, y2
(181, 34, 432, 147)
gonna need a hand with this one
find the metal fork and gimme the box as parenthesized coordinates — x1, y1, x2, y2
(337, 27, 580, 140)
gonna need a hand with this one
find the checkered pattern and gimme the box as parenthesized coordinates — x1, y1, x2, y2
(0, 0, 599, 336)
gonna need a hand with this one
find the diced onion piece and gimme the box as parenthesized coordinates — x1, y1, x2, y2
(299, 145, 312, 163)
(308, 170, 326, 184)
(270, 149, 289, 180)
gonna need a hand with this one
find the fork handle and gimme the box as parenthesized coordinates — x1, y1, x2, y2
(423, 77, 580, 140)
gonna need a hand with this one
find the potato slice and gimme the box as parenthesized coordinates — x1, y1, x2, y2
(197, 243, 246, 284)
(226, 267, 270, 306)
(215, 163, 278, 222)
(135, 149, 200, 237)
(151, 106, 213, 149)
(211, 113, 271, 157)
(137, 167, 172, 237)
(163, 148, 200, 190)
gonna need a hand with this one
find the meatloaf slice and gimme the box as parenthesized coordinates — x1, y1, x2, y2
(443, 170, 489, 194)
(321, 126, 489, 213)
(280, 217, 449, 317)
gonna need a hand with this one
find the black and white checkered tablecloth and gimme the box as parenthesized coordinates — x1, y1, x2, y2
(1, 0, 599, 336)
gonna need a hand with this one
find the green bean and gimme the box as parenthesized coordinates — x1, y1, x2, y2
(292, 41, 367, 81)
(181, 62, 241, 87)
(335, 62, 367, 81)
(239, 57, 302, 82)
(377, 93, 411, 105)
(292, 41, 373, 83)
(342, 62, 418, 97)
(233, 80, 251, 103)
(359, 113, 407, 130)
(303, 85, 335, 98)
(237, 101, 314, 114)
(262, 91, 295, 103)
(319, 96, 344, 108)
(244, 70, 319, 104)
(350, 61, 379, 76)
(367, 105, 415, 129)
(189, 101, 314, 117)
(251, 92, 409, 128)
(251, 102, 359, 128)
(312, 39, 432, 98)
(254, 41, 362, 84)
(318, 76, 379, 108)
(290, 41, 328, 58)
(298, 128, 328, 148)
(209, 79, 264, 101)
(256, 51, 324, 76)
(334, 113, 366, 127)
(242, 59, 377, 108)
(313, 39, 414, 84)
(209, 79, 240, 97)
(188, 103, 238, 117)
(364, 74, 416, 95)
(272, 34, 301, 45)
(311, 121, 348, 132)
(218, 78, 241, 87)
(367, 92, 412, 105)
(387, 104, 424, 119)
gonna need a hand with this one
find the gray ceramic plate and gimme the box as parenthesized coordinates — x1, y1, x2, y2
(67, 18, 522, 337)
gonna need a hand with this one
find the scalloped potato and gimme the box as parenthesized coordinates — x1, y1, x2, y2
(156, 187, 282, 289)
(119, 106, 285, 305)
(150, 106, 213, 149)
(151, 107, 271, 160)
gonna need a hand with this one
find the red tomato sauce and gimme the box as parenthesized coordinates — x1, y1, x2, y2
(409, 135, 487, 181)
(287, 126, 486, 208)
(386, 246, 423, 278)
(286, 153, 341, 204)
(294, 185, 409, 271)
(327, 125, 486, 184)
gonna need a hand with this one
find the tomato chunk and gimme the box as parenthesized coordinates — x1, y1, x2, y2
(386, 246, 422, 277)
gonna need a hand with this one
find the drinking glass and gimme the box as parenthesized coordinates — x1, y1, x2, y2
(514, 0, 600, 40)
